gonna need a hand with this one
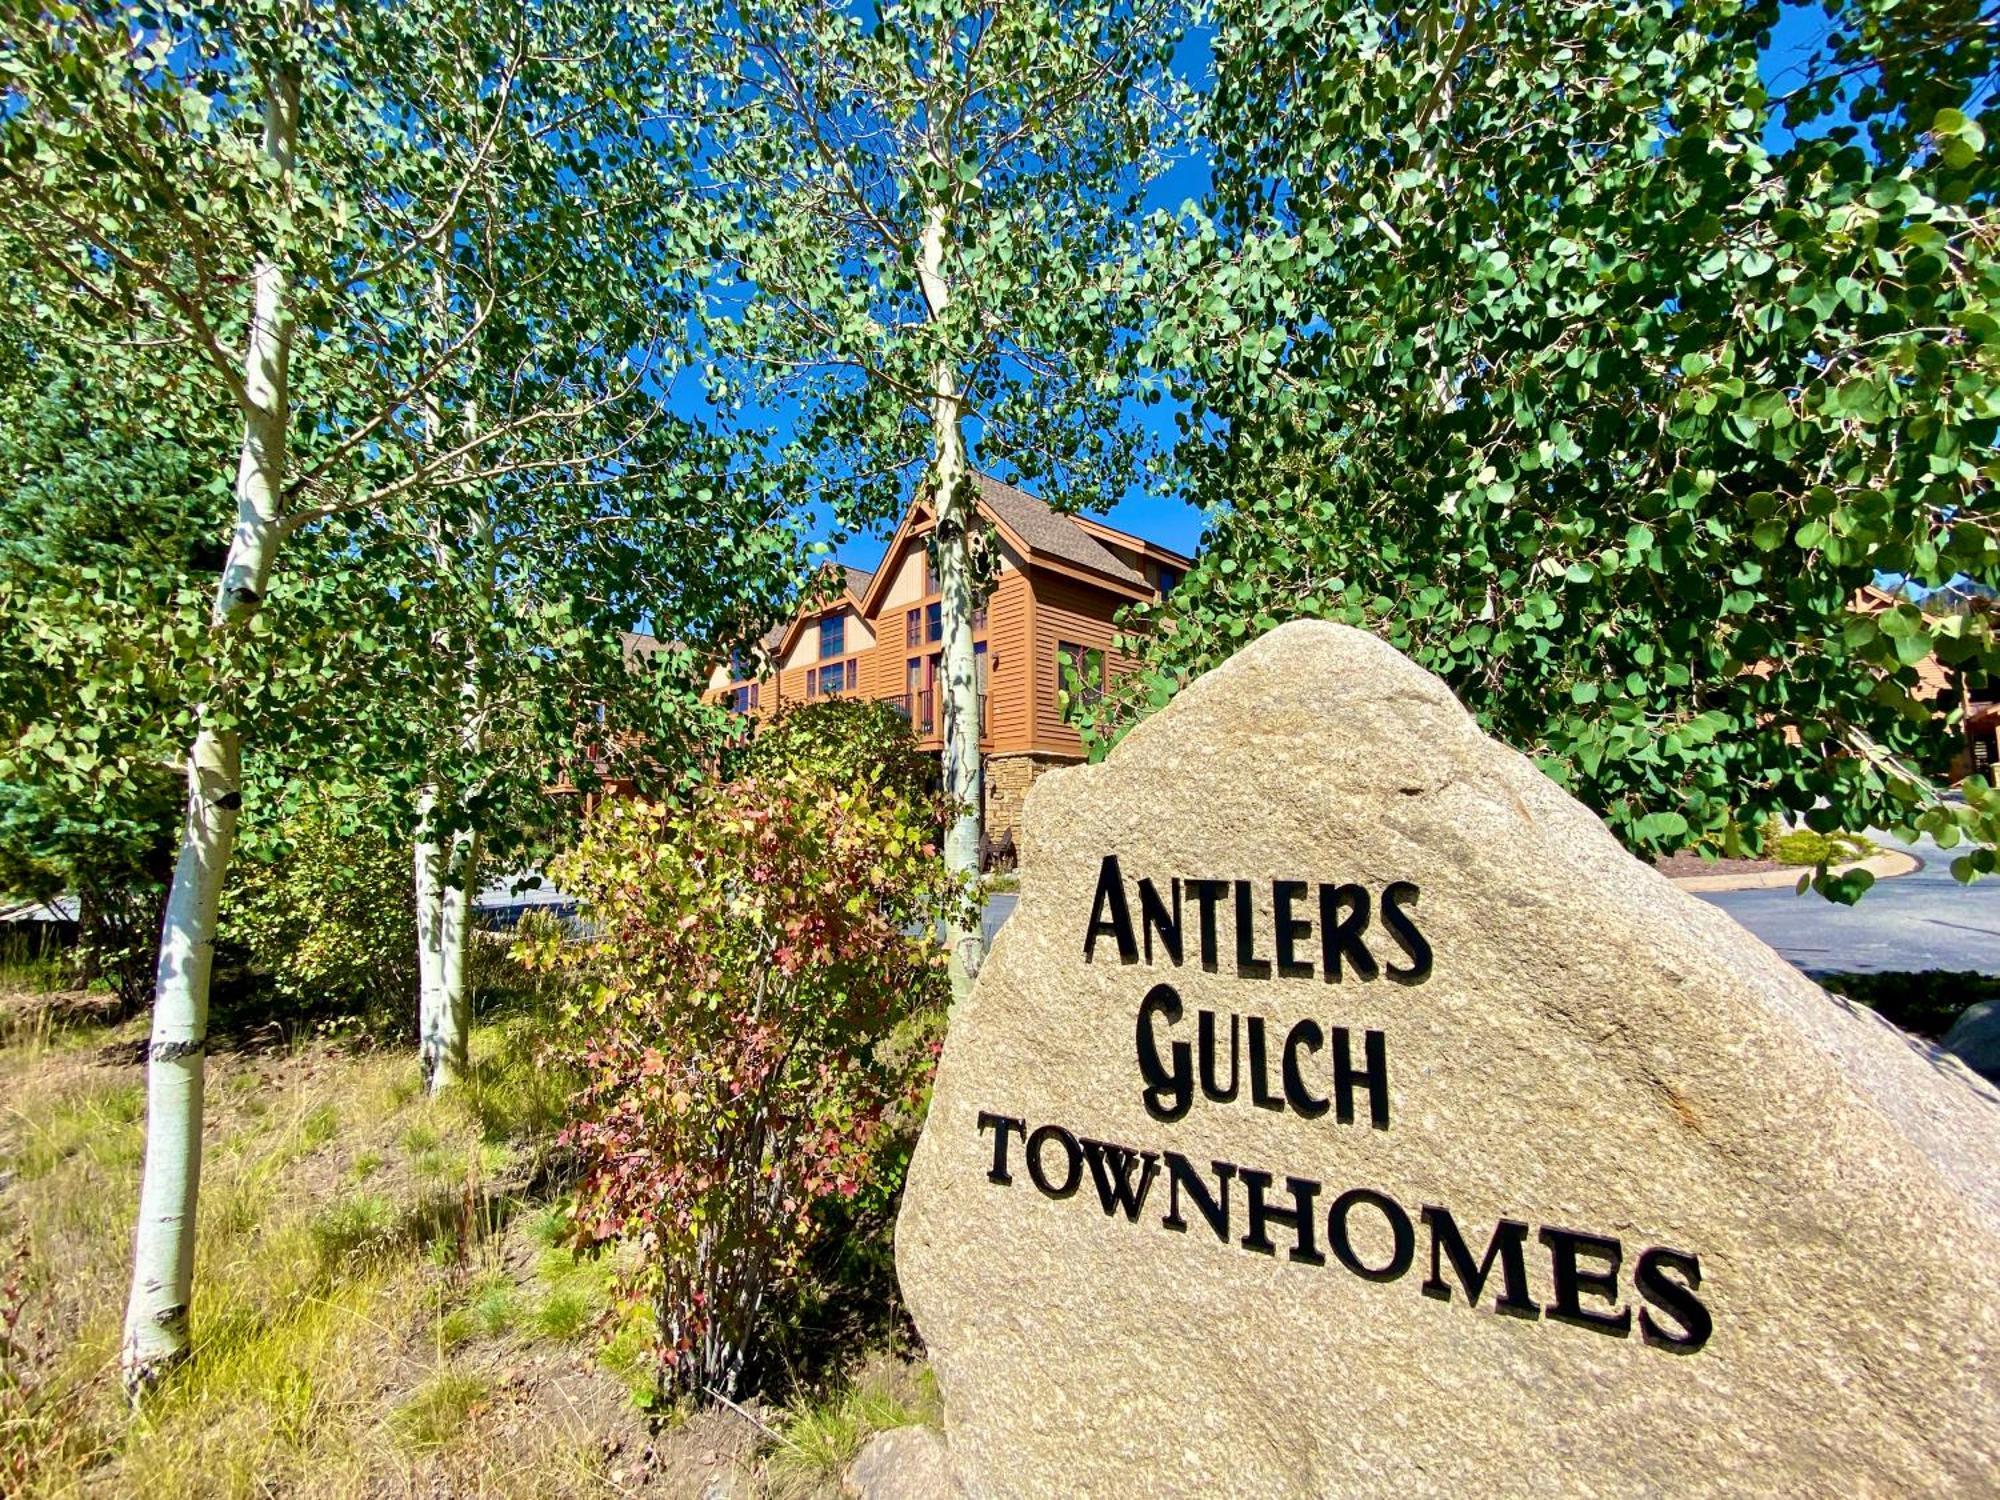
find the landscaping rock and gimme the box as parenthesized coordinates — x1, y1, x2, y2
(844, 1426, 958, 1500)
(1943, 998, 2000, 1083)
(897, 620, 2000, 1498)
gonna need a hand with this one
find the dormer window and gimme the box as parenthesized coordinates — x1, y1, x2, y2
(820, 612, 845, 659)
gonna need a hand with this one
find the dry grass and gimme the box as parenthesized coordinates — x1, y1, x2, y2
(0, 988, 935, 1499)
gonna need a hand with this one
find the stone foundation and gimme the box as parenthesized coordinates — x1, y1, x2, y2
(983, 753, 1072, 862)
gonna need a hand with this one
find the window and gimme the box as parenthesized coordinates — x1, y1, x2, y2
(816, 661, 853, 698)
(921, 548, 937, 597)
(1056, 641, 1106, 725)
(973, 603, 988, 634)
(906, 655, 935, 735)
(975, 642, 990, 733)
(731, 683, 759, 714)
(926, 600, 942, 643)
(1155, 567, 1181, 597)
(907, 607, 921, 648)
(819, 612, 845, 659)
(729, 647, 748, 679)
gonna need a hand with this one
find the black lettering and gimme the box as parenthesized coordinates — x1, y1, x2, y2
(1085, 855, 1137, 964)
(1381, 881, 1433, 985)
(1273, 880, 1313, 979)
(1198, 1009, 1240, 1102)
(1319, 883, 1378, 981)
(1281, 1019, 1329, 1119)
(1328, 1188, 1414, 1282)
(1421, 1207, 1537, 1315)
(1636, 1246, 1712, 1353)
(1540, 1226, 1632, 1336)
(1247, 1016, 1284, 1112)
(1138, 877, 1183, 966)
(1188, 880, 1229, 970)
(1238, 1169, 1326, 1265)
(1079, 1138, 1161, 1222)
(1136, 984, 1191, 1122)
(1162, 1154, 1235, 1243)
(1234, 881, 1272, 979)
(976, 1111, 1027, 1185)
(1333, 1027, 1390, 1129)
(1025, 1125, 1083, 1199)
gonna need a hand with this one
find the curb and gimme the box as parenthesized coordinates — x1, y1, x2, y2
(1670, 848, 1922, 894)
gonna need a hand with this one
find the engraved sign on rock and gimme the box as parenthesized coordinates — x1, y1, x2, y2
(896, 620, 2000, 1499)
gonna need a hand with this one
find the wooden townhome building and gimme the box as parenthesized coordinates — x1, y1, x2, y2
(706, 475, 1192, 850)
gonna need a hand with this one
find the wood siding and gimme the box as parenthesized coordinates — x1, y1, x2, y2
(1026, 572, 1139, 757)
(702, 495, 1181, 761)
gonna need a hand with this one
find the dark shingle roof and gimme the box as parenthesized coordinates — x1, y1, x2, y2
(619, 630, 672, 667)
(973, 473, 1148, 588)
(840, 564, 875, 602)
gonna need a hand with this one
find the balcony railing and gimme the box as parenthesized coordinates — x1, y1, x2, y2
(895, 689, 934, 736)
(889, 689, 996, 739)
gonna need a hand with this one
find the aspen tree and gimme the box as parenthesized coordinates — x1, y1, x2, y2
(684, 0, 1194, 1003)
(0, 0, 798, 1382)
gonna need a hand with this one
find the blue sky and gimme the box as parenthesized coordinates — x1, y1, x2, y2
(810, 2, 1902, 573)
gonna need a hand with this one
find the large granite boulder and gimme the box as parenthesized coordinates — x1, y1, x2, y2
(897, 620, 2000, 1498)
(1943, 998, 2000, 1083)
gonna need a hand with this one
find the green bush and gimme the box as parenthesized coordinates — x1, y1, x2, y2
(731, 698, 936, 808)
(1820, 971, 1999, 1043)
(219, 799, 417, 1028)
(1771, 829, 1874, 869)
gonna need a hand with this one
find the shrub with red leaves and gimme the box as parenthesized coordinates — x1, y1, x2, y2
(525, 764, 973, 1400)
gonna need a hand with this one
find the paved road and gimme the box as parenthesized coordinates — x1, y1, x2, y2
(1700, 835, 2000, 976)
(982, 836, 2000, 978)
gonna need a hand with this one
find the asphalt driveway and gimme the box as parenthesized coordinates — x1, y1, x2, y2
(1699, 835, 2000, 977)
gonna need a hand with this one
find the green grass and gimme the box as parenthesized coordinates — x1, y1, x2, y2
(529, 1286, 594, 1342)
(401, 1121, 441, 1153)
(440, 1273, 520, 1346)
(763, 1359, 942, 1495)
(524, 1205, 569, 1248)
(389, 1371, 490, 1454)
(299, 1102, 340, 1150)
(307, 1193, 400, 1271)
(7, 1078, 145, 1181)
(595, 1305, 657, 1400)
(0, 929, 73, 995)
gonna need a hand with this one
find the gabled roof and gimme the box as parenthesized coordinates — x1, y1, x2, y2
(854, 472, 1171, 617)
(971, 474, 1150, 589)
(770, 561, 877, 659)
(619, 630, 672, 667)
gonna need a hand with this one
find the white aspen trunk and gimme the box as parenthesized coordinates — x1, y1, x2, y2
(918, 201, 984, 1008)
(418, 407, 490, 1094)
(430, 823, 480, 1091)
(414, 788, 446, 1080)
(121, 69, 297, 1397)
